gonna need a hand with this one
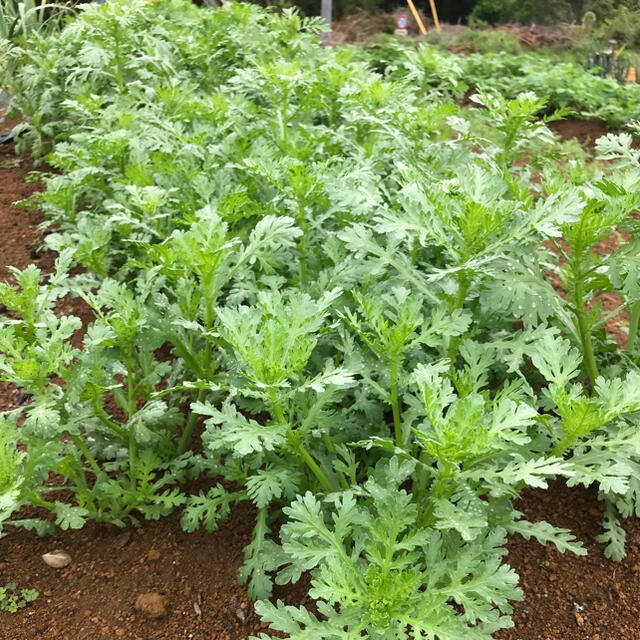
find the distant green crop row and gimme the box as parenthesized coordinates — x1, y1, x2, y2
(367, 39, 640, 127)
(2, 3, 640, 639)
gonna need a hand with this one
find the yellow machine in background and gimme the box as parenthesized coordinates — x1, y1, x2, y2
(406, 0, 440, 35)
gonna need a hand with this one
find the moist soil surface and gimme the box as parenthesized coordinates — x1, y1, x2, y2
(547, 118, 611, 153)
(1, 122, 640, 640)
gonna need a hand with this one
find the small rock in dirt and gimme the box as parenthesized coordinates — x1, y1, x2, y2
(222, 613, 236, 634)
(147, 548, 161, 561)
(575, 613, 584, 626)
(135, 592, 167, 619)
(112, 530, 132, 549)
(42, 549, 72, 568)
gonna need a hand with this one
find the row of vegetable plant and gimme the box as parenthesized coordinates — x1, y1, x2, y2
(367, 40, 640, 127)
(1, 1, 640, 638)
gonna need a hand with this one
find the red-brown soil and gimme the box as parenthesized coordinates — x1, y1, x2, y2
(1, 506, 270, 640)
(1, 122, 640, 640)
(0, 143, 54, 283)
(549, 117, 640, 152)
(548, 118, 612, 153)
(497, 481, 640, 640)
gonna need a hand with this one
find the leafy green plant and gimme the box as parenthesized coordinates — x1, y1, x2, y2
(374, 43, 640, 128)
(0, 0, 71, 43)
(0, 255, 198, 529)
(530, 334, 640, 560)
(254, 461, 523, 640)
(343, 289, 469, 448)
(0, 583, 38, 613)
(530, 139, 639, 379)
(183, 287, 358, 597)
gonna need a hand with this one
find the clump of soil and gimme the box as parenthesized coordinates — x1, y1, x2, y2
(135, 592, 168, 619)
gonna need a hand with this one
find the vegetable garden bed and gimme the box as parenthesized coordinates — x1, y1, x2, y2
(2, 113, 639, 640)
(3, 2, 640, 639)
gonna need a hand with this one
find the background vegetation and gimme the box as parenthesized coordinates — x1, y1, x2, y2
(6, 0, 640, 48)
(275, 0, 640, 52)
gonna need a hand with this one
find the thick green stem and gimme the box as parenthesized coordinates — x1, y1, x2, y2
(92, 397, 128, 440)
(627, 301, 640, 353)
(447, 275, 470, 362)
(298, 233, 307, 284)
(572, 276, 599, 384)
(70, 434, 103, 479)
(269, 390, 287, 425)
(295, 197, 308, 284)
(112, 20, 125, 92)
(454, 276, 470, 311)
(279, 88, 289, 148)
(420, 461, 454, 527)
(281, 108, 288, 147)
(389, 358, 403, 448)
(577, 311, 599, 384)
(270, 389, 335, 493)
(204, 288, 215, 332)
(178, 388, 206, 454)
(30, 495, 57, 510)
(413, 452, 431, 503)
(167, 330, 206, 378)
(293, 439, 335, 493)
(410, 237, 420, 265)
(126, 362, 138, 488)
(321, 432, 348, 490)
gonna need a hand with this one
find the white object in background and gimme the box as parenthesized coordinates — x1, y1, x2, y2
(395, 15, 408, 36)
(320, 0, 332, 44)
